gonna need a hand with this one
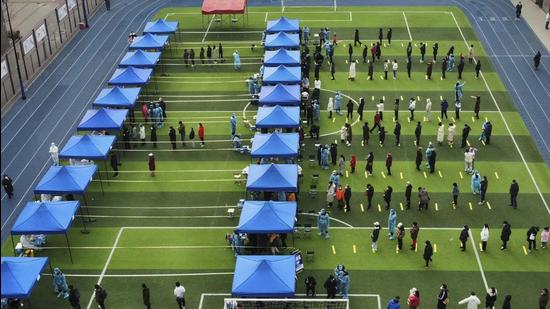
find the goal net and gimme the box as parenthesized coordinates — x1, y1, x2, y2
(223, 298, 349, 309)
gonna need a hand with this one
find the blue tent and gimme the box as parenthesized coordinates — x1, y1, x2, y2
(119, 50, 161, 68)
(77, 108, 128, 131)
(246, 164, 298, 192)
(236, 201, 297, 233)
(129, 33, 169, 50)
(1, 257, 49, 299)
(93, 87, 141, 108)
(251, 133, 299, 158)
(143, 19, 178, 34)
(265, 32, 299, 49)
(263, 65, 301, 85)
(232, 255, 295, 297)
(259, 84, 300, 106)
(266, 17, 300, 33)
(34, 165, 97, 195)
(59, 135, 116, 160)
(108, 67, 152, 86)
(255, 106, 300, 129)
(264, 49, 300, 66)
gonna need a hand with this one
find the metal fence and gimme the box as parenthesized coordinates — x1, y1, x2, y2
(1, 0, 105, 114)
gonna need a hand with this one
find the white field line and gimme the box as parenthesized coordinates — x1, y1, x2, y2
(87, 205, 233, 209)
(301, 213, 353, 228)
(178, 30, 263, 34)
(92, 179, 237, 183)
(77, 214, 237, 218)
(202, 14, 215, 43)
(402, 12, 413, 41)
(160, 62, 263, 66)
(117, 148, 236, 152)
(139, 93, 250, 97)
(153, 80, 246, 84)
(120, 226, 464, 231)
(140, 99, 249, 103)
(450, 11, 550, 216)
(97, 169, 240, 173)
(201, 294, 380, 309)
(469, 230, 489, 289)
(35, 245, 236, 250)
(46, 272, 233, 278)
(85, 227, 124, 309)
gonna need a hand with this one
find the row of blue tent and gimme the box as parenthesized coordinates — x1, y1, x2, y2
(230, 18, 301, 298)
(1, 19, 180, 302)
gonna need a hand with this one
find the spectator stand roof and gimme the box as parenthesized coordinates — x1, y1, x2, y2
(264, 32, 299, 50)
(119, 50, 161, 68)
(262, 65, 301, 85)
(10, 201, 82, 263)
(264, 49, 300, 66)
(93, 87, 141, 108)
(129, 33, 169, 50)
(266, 17, 300, 33)
(108, 66, 153, 86)
(255, 105, 300, 129)
(258, 84, 300, 106)
(1, 257, 50, 300)
(143, 19, 179, 34)
(77, 108, 128, 131)
(250, 132, 299, 158)
(245, 163, 298, 192)
(232, 255, 295, 297)
(236, 201, 297, 233)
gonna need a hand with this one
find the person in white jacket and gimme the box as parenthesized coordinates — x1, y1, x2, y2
(436, 122, 445, 145)
(480, 224, 489, 252)
(139, 124, 146, 146)
(327, 97, 334, 119)
(49, 142, 59, 166)
(425, 98, 432, 121)
(376, 99, 385, 121)
(458, 291, 481, 309)
(447, 123, 456, 147)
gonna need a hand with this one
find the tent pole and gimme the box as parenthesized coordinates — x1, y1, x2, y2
(79, 207, 90, 234)
(97, 170, 105, 195)
(103, 160, 110, 186)
(82, 194, 96, 222)
(11, 235, 16, 256)
(65, 233, 74, 263)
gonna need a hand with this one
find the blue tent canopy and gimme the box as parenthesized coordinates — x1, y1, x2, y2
(246, 164, 298, 192)
(143, 19, 179, 34)
(108, 67, 152, 86)
(266, 17, 300, 33)
(259, 84, 300, 106)
(1, 257, 49, 299)
(59, 135, 116, 160)
(256, 106, 300, 128)
(11, 201, 80, 235)
(264, 49, 300, 66)
(34, 165, 97, 195)
(119, 50, 161, 68)
(129, 33, 168, 50)
(236, 201, 297, 233)
(232, 255, 295, 297)
(77, 108, 128, 131)
(93, 87, 141, 108)
(265, 32, 299, 49)
(263, 65, 301, 85)
(251, 133, 299, 158)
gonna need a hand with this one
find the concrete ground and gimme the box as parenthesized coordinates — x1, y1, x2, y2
(5, 0, 64, 38)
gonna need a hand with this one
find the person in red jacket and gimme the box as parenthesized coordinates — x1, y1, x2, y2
(385, 153, 393, 175)
(198, 123, 205, 147)
(407, 287, 421, 309)
(148, 153, 156, 177)
(370, 112, 382, 133)
(350, 155, 357, 173)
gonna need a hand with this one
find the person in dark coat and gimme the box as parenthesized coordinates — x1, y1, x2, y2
(383, 186, 393, 210)
(218, 42, 224, 62)
(479, 176, 488, 204)
(330, 142, 338, 165)
(199, 47, 205, 64)
(183, 49, 189, 66)
(406, 42, 412, 59)
(437, 284, 449, 309)
(502, 295, 512, 309)
(457, 57, 465, 79)
(2, 174, 14, 199)
(330, 61, 335, 80)
(376, 42, 382, 60)
(314, 62, 321, 79)
(440, 99, 449, 119)
(540, 288, 549, 309)
(405, 181, 413, 209)
(104, 0, 110, 10)
(305, 276, 317, 296)
(346, 100, 354, 120)
(362, 45, 369, 63)
(354, 29, 361, 46)
(367, 59, 374, 80)
(323, 275, 338, 298)
(485, 287, 497, 309)
(500, 221, 512, 250)
(415, 147, 423, 170)
(378, 28, 383, 44)
(385, 153, 393, 175)
(344, 185, 352, 212)
(474, 60, 481, 79)
(423, 240, 433, 267)
(484, 121, 493, 144)
(362, 122, 370, 146)
(474, 96, 481, 119)
(433, 43, 439, 62)
(365, 184, 374, 210)
(414, 122, 422, 146)
(357, 98, 365, 120)
(68, 285, 81, 309)
(150, 126, 157, 148)
(178, 121, 186, 146)
(94, 284, 107, 309)
(509, 179, 519, 208)
(365, 152, 374, 176)
(426, 61, 433, 79)
(387, 28, 393, 45)
(393, 122, 401, 146)
(419, 42, 426, 62)
(410, 222, 420, 250)
(515, 2, 523, 18)
(142, 284, 151, 309)
(348, 44, 353, 63)
(189, 49, 195, 66)
(441, 57, 447, 79)
(534, 51, 541, 70)
(526, 226, 539, 252)
(110, 153, 119, 177)
(122, 126, 131, 149)
(461, 124, 471, 148)
(169, 126, 177, 150)
(206, 45, 212, 63)
(379, 126, 386, 146)
(459, 225, 469, 251)
(406, 58, 412, 78)
(428, 148, 437, 173)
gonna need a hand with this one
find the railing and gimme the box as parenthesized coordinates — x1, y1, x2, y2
(1, 0, 105, 115)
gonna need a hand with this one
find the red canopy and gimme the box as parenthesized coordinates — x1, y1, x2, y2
(202, 0, 247, 15)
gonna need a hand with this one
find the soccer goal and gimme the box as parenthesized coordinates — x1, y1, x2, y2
(223, 298, 349, 309)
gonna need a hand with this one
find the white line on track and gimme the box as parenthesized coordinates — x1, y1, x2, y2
(87, 205, 233, 209)
(153, 80, 246, 84)
(469, 230, 489, 289)
(93, 179, 237, 183)
(202, 14, 215, 43)
(145, 99, 249, 103)
(118, 148, 236, 152)
(402, 11, 413, 41)
(47, 272, 234, 278)
(77, 214, 237, 218)
(97, 169, 240, 173)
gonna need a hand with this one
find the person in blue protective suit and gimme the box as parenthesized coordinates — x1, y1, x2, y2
(472, 171, 481, 195)
(335, 91, 342, 115)
(247, 77, 256, 96)
(154, 103, 163, 128)
(447, 54, 455, 71)
(321, 145, 330, 170)
(387, 296, 401, 309)
(53, 268, 69, 299)
(388, 208, 398, 240)
(233, 50, 241, 70)
(230, 113, 237, 137)
(425, 142, 434, 170)
(454, 81, 466, 102)
(303, 26, 310, 44)
(329, 170, 340, 187)
(313, 100, 320, 121)
(317, 208, 330, 239)
(339, 270, 350, 299)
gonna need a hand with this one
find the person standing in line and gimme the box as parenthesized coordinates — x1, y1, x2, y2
(174, 281, 186, 309)
(394, 98, 400, 121)
(387, 296, 400, 309)
(433, 42, 439, 62)
(541, 226, 549, 249)
(473, 96, 481, 119)
(458, 292, 481, 309)
(527, 226, 540, 252)
(500, 221, 512, 250)
(452, 182, 460, 207)
(415, 147, 423, 171)
(346, 100, 354, 120)
(540, 288, 549, 309)
(461, 124, 471, 148)
(330, 60, 336, 80)
(94, 284, 107, 309)
(408, 97, 416, 121)
(441, 98, 449, 119)
(419, 42, 426, 63)
(233, 50, 241, 70)
(178, 121, 186, 146)
(437, 122, 445, 146)
(148, 153, 156, 177)
(218, 43, 224, 63)
(378, 28, 383, 45)
(139, 123, 146, 146)
(415, 122, 422, 146)
(387, 208, 397, 239)
(534, 51, 541, 70)
(350, 155, 357, 174)
(199, 47, 205, 64)
(392, 59, 399, 79)
(353, 29, 361, 46)
(387, 28, 393, 45)
(347, 44, 353, 63)
(148, 126, 157, 148)
(423, 240, 433, 268)
(317, 208, 330, 238)
(365, 152, 374, 176)
(410, 222, 420, 250)
(305, 276, 317, 297)
(110, 153, 119, 177)
(383, 186, 393, 210)
(426, 61, 433, 79)
(198, 123, 205, 147)
(480, 224, 489, 252)
(189, 49, 195, 67)
(479, 176, 488, 205)
(385, 153, 393, 175)
(468, 44, 475, 64)
(407, 288, 421, 309)
(142, 284, 151, 309)
(367, 59, 374, 80)
(344, 184, 352, 212)
(169, 126, 177, 150)
(485, 287, 497, 309)
(441, 56, 447, 79)
(405, 181, 413, 209)
(474, 60, 481, 79)
(365, 183, 374, 210)
(383, 59, 389, 80)
(509, 179, 519, 208)
(376, 99, 385, 120)
(406, 42, 413, 59)
(502, 295, 512, 309)
(371, 222, 381, 252)
(370, 112, 382, 133)
(455, 100, 461, 120)
(324, 275, 338, 299)
(396, 223, 405, 251)
(357, 97, 365, 121)
(407, 57, 412, 79)
(459, 225, 469, 252)
(394, 121, 401, 146)
(437, 284, 449, 309)
(68, 285, 81, 309)
(362, 122, 369, 146)
(2, 174, 14, 199)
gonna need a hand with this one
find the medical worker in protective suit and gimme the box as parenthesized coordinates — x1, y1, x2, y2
(53, 268, 69, 299)
(317, 209, 330, 239)
(233, 50, 241, 70)
(49, 143, 59, 166)
(388, 208, 398, 240)
(335, 91, 342, 115)
(320, 145, 330, 170)
(230, 113, 237, 137)
(339, 271, 350, 299)
(471, 171, 481, 195)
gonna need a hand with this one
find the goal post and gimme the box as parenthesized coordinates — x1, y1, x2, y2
(223, 298, 349, 309)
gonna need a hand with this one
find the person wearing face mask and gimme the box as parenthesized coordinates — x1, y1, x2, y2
(437, 283, 449, 309)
